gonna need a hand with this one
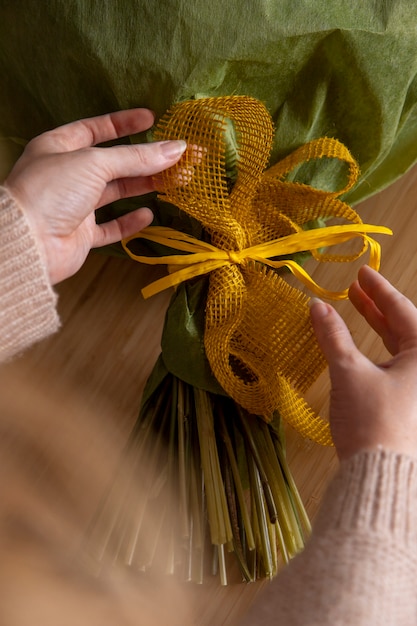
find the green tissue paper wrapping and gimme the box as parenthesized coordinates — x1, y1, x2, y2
(1, 1, 417, 205)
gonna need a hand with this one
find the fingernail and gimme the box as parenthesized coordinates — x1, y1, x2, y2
(160, 140, 187, 159)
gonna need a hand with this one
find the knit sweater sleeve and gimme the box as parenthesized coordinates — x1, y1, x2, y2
(239, 449, 417, 626)
(0, 186, 60, 362)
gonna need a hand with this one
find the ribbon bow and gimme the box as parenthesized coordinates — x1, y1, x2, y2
(123, 97, 392, 446)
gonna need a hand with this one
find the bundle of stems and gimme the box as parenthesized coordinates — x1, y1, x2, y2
(91, 367, 310, 585)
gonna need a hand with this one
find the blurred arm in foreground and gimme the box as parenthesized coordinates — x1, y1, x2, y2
(0, 364, 194, 626)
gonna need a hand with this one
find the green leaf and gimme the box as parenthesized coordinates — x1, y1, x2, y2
(161, 278, 226, 395)
(139, 354, 170, 408)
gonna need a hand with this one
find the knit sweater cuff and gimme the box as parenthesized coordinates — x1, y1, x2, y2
(0, 187, 60, 361)
(314, 448, 417, 546)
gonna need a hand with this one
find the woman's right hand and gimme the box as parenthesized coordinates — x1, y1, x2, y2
(310, 265, 417, 461)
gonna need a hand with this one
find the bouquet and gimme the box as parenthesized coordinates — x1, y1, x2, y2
(90, 96, 391, 583)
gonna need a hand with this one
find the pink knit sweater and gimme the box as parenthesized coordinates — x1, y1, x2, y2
(1, 186, 416, 625)
(0, 187, 60, 361)
(240, 449, 417, 625)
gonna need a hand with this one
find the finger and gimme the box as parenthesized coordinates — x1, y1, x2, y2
(153, 166, 195, 192)
(349, 279, 397, 354)
(309, 299, 362, 372)
(91, 207, 154, 249)
(94, 140, 187, 181)
(187, 144, 207, 165)
(142, 143, 204, 191)
(99, 176, 156, 207)
(356, 266, 417, 351)
(100, 143, 194, 202)
(28, 109, 155, 154)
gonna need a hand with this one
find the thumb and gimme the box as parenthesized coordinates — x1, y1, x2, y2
(309, 298, 360, 372)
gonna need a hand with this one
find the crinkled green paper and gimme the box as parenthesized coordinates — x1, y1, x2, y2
(1, 1, 417, 205)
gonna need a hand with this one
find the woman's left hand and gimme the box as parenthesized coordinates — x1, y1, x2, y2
(4, 109, 186, 284)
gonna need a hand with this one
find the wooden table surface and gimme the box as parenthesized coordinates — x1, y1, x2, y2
(4, 163, 417, 624)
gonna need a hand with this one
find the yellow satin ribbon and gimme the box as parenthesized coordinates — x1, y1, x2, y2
(123, 223, 392, 300)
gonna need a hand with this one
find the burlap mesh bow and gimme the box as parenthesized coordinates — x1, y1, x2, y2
(123, 96, 392, 446)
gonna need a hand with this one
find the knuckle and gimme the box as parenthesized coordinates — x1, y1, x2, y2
(132, 144, 150, 165)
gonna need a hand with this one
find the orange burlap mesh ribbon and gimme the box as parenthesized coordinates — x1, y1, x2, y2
(123, 96, 392, 446)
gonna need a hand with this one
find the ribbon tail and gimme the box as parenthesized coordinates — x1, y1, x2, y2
(141, 259, 228, 299)
(257, 258, 350, 300)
